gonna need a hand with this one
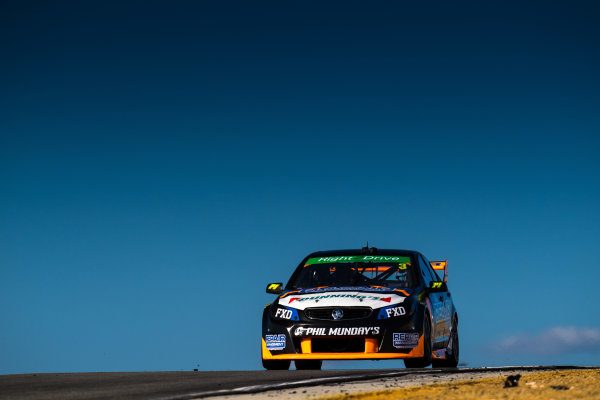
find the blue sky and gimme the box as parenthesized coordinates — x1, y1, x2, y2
(1, 1, 599, 373)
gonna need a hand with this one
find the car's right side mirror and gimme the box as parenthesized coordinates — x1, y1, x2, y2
(266, 282, 284, 294)
(427, 281, 448, 292)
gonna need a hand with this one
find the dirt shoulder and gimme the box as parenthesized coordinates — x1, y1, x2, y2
(206, 368, 599, 400)
(318, 369, 600, 400)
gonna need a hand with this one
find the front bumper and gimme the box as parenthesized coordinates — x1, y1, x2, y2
(261, 336, 425, 360)
(262, 313, 426, 361)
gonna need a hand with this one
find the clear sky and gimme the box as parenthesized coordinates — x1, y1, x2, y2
(1, 1, 599, 373)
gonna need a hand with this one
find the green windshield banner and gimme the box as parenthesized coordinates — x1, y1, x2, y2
(306, 255, 411, 265)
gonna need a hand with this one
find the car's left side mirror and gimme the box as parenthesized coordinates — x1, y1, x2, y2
(428, 281, 448, 292)
(266, 282, 284, 294)
(430, 260, 448, 282)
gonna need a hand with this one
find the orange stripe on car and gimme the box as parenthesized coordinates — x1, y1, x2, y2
(279, 290, 300, 299)
(369, 286, 410, 297)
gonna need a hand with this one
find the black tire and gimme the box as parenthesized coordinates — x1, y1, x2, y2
(262, 359, 291, 370)
(295, 359, 322, 370)
(432, 317, 459, 368)
(404, 313, 432, 368)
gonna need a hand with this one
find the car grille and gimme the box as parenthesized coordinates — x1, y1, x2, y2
(304, 307, 372, 320)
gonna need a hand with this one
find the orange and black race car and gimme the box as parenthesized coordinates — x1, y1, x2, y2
(262, 247, 458, 370)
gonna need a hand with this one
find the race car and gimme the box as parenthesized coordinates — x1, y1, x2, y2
(261, 247, 459, 370)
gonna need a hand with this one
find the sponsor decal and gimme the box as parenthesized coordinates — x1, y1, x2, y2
(385, 306, 406, 318)
(297, 287, 413, 296)
(274, 306, 299, 321)
(301, 286, 397, 293)
(378, 305, 406, 319)
(294, 327, 306, 336)
(265, 334, 286, 350)
(306, 255, 411, 265)
(393, 332, 419, 348)
(288, 293, 391, 304)
(275, 308, 293, 319)
(293, 326, 381, 336)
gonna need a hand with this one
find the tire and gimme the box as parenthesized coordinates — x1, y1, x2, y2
(404, 312, 432, 368)
(432, 317, 459, 368)
(262, 359, 291, 370)
(295, 359, 322, 370)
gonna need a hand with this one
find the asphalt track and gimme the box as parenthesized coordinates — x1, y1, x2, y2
(0, 366, 590, 400)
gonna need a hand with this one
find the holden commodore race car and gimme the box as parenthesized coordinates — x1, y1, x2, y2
(262, 247, 458, 370)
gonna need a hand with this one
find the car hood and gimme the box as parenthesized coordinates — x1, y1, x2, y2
(278, 286, 409, 310)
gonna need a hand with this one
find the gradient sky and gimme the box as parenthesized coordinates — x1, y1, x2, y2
(1, 1, 599, 373)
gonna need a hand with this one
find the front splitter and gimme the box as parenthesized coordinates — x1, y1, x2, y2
(261, 337, 425, 360)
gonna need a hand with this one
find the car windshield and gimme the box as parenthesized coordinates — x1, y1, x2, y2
(289, 255, 416, 289)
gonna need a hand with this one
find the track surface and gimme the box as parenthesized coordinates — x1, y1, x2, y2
(0, 367, 589, 400)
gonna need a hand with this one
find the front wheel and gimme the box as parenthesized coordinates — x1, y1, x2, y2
(295, 360, 322, 370)
(404, 313, 432, 368)
(262, 359, 291, 370)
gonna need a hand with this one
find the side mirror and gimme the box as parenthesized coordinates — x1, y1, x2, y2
(428, 281, 448, 292)
(266, 282, 284, 294)
(430, 260, 448, 282)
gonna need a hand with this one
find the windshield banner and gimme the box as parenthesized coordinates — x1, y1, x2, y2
(306, 255, 411, 265)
